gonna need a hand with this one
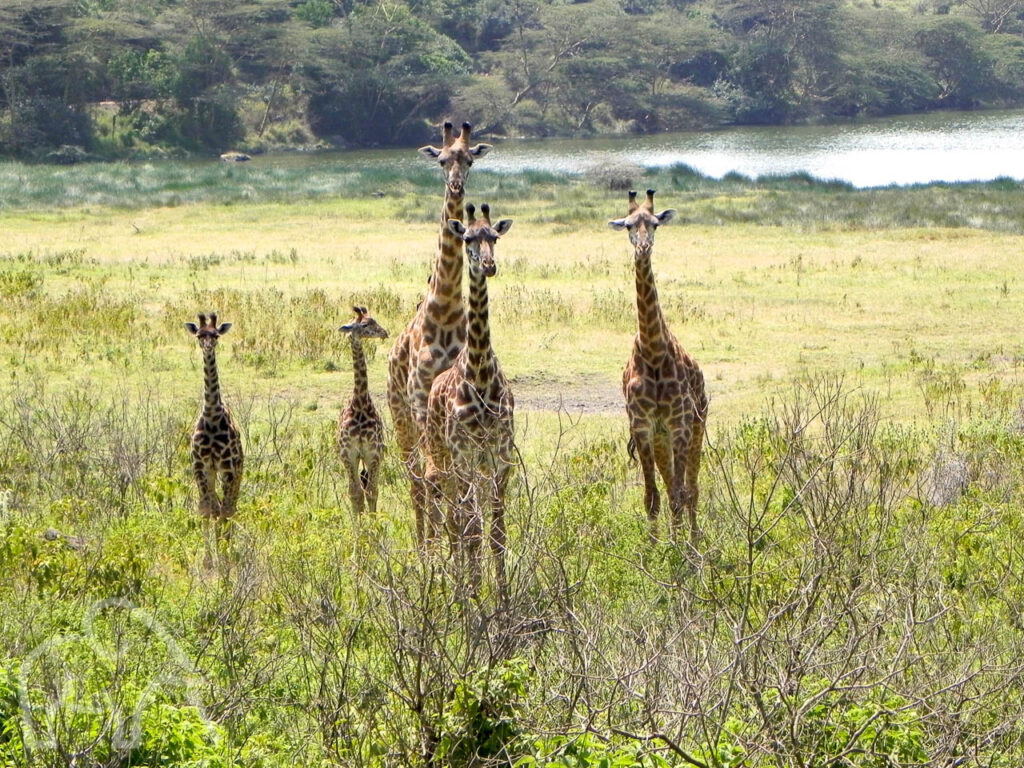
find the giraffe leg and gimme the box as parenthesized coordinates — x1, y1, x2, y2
(449, 470, 480, 595)
(193, 455, 219, 568)
(464, 482, 484, 598)
(344, 457, 365, 516)
(668, 428, 691, 543)
(683, 401, 707, 546)
(423, 456, 447, 552)
(218, 459, 243, 543)
(389, 352, 430, 544)
(364, 453, 381, 516)
(630, 427, 662, 541)
(193, 454, 218, 520)
(490, 464, 512, 601)
(393, 398, 427, 543)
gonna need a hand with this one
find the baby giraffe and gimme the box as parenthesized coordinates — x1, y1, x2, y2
(338, 306, 389, 515)
(184, 314, 244, 551)
(426, 204, 514, 595)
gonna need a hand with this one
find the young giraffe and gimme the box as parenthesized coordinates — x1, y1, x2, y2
(425, 203, 514, 594)
(338, 306, 389, 515)
(184, 313, 244, 541)
(388, 121, 492, 545)
(609, 190, 708, 545)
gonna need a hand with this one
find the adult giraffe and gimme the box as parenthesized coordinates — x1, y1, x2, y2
(425, 203, 514, 595)
(387, 121, 492, 544)
(610, 190, 707, 545)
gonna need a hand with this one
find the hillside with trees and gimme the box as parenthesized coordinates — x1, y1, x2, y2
(1, 0, 1023, 158)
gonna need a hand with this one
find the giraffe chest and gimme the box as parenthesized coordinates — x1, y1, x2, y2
(192, 409, 241, 460)
(448, 380, 513, 435)
(340, 402, 382, 439)
(624, 355, 694, 416)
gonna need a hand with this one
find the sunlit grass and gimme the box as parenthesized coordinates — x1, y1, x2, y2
(2, 195, 1022, 428)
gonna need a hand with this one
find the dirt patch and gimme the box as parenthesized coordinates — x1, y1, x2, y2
(510, 373, 623, 415)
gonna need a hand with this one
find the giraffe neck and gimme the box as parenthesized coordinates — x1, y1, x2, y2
(464, 266, 495, 389)
(350, 336, 370, 402)
(634, 248, 669, 359)
(425, 188, 464, 318)
(202, 346, 223, 411)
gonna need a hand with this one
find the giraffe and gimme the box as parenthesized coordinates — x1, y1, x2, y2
(609, 190, 707, 545)
(387, 120, 492, 545)
(338, 306, 389, 515)
(184, 313, 244, 549)
(425, 203, 514, 594)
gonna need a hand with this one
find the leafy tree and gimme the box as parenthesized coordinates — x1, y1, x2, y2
(0, 0, 95, 154)
(915, 17, 996, 107)
(718, 0, 845, 122)
(301, 1, 472, 145)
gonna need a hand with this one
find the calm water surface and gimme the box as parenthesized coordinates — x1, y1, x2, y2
(488, 109, 1024, 188)
(277, 109, 1024, 189)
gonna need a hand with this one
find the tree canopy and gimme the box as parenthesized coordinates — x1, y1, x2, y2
(0, 0, 1022, 157)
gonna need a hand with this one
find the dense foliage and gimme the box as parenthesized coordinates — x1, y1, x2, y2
(1, 0, 1023, 157)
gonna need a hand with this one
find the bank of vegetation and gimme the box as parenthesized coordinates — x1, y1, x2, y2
(2, 173, 1024, 764)
(1, 0, 1023, 159)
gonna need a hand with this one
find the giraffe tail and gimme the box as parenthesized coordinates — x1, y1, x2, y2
(360, 467, 370, 491)
(626, 436, 637, 464)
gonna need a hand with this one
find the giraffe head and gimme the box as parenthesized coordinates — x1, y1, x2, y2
(608, 189, 676, 255)
(419, 121, 492, 196)
(184, 313, 232, 352)
(339, 306, 389, 340)
(447, 203, 512, 278)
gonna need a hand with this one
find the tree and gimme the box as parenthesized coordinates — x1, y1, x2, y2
(915, 17, 996, 108)
(0, 0, 95, 155)
(719, 0, 844, 122)
(300, 1, 472, 146)
(957, 0, 1023, 33)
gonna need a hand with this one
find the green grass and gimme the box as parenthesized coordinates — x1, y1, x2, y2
(2, 170, 1024, 766)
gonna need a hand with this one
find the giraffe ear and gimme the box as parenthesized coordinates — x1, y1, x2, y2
(493, 219, 513, 236)
(184, 322, 199, 334)
(608, 218, 629, 230)
(419, 145, 442, 159)
(469, 143, 492, 158)
(447, 219, 468, 237)
(217, 323, 232, 334)
(656, 209, 677, 225)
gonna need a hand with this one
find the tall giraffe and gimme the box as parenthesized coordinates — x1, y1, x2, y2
(338, 306, 389, 515)
(425, 203, 514, 594)
(388, 121, 492, 544)
(184, 314, 244, 546)
(609, 190, 707, 544)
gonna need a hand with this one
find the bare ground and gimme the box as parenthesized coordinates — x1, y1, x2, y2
(509, 373, 623, 415)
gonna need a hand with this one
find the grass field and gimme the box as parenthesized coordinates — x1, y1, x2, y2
(2, 160, 1024, 767)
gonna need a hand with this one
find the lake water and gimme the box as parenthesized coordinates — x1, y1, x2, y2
(486, 109, 1024, 188)
(295, 109, 1024, 189)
